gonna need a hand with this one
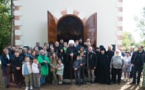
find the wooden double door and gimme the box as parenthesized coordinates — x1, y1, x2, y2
(48, 11, 97, 47)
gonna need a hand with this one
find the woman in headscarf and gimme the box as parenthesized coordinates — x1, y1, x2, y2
(98, 47, 111, 85)
(110, 49, 124, 85)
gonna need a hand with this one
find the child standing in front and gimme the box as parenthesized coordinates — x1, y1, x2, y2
(73, 55, 81, 85)
(56, 59, 64, 84)
(32, 58, 41, 90)
(22, 57, 33, 90)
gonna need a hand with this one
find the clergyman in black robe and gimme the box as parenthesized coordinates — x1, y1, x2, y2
(63, 40, 78, 83)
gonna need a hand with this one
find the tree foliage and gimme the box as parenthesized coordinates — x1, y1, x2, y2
(0, 0, 12, 55)
(139, 40, 145, 47)
(135, 7, 145, 38)
(133, 7, 145, 49)
(122, 32, 135, 51)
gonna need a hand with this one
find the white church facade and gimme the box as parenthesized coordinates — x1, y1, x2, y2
(13, 0, 123, 49)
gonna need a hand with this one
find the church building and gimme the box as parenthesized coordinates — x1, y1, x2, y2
(13, 0, 123, 49)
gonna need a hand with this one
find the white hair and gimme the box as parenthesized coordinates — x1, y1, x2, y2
(39, 50, 44, 55)
(3, 48, 8, 52)
(108, 45, 113, 49)
(114, 49, 122, 57)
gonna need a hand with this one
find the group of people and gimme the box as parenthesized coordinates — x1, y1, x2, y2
(0, 38, 145, 90)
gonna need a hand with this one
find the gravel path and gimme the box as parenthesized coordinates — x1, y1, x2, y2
(0, 80, 144, 90)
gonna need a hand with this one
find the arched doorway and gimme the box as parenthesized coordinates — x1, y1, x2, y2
(47, 11, 97, 47)
(57, 15, 84, 42)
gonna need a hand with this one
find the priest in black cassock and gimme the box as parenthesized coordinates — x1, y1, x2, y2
(63, 40, 78, 83)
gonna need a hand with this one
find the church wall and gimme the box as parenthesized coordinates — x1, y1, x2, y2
(13, 0, 123, 49)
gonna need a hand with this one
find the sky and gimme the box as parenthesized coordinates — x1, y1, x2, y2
(123, 0, 145, 42)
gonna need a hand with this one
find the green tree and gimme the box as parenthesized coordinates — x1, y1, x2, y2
(0, 0, 12, 54)
(122, 32, 135, 51)
(135, 40, 145, 48)
(135, 7, 145, 39)
(134, 7, 145, 49)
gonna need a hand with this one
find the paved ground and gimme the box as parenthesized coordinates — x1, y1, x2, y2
(0, 63, 145, 90)
(0, 82, 144, 90)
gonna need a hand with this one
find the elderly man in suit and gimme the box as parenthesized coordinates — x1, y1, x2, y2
(131, 46, 145, 85)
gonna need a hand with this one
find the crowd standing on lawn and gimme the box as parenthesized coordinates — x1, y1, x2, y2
(0, 38, 145, 90)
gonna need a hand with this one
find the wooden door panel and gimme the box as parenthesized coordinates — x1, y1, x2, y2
(84, 13, 97, 47)
(48, 11, 57, 43)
